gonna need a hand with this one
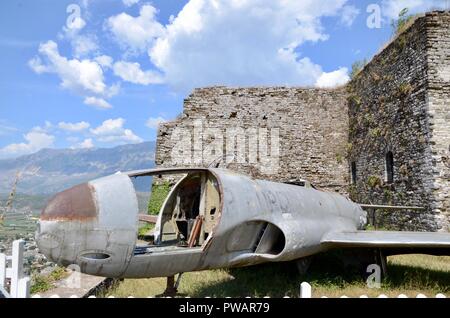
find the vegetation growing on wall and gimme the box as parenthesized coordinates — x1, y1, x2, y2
(347, 94, 361, 108)
(397, 82, 413, 98)
(350, 59, 368, 79)
(392, 8, 416, 36)
(367, 176, 383, 189)
(147, 182, 172, 215)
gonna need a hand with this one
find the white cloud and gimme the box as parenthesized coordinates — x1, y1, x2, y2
(123, 0, 140, 7)
(29, 41, 117, 108)
(146, 116, 167, 129)
(30, 41, 104, 94)
(84, 97, 112, 109)
(113, 61, 164, 85)
(381, 0, 447, 20)
(60, 11, 98, 58)
(81, 0, 90, 9)
(107, 4, 165, 54)
(70, 138, 94, 149)
(315, 67, 350, 88)
(31, 121, 53, 133)
(28, 57, 48, 74)
(78, 138, 94, 149)
(72, 35, 98, 58)
(0, 131, 55, 159)
(0, 121, 18, 136)
(66, 16, 86, 33)
(90, 118, 143, 144)
(340, 5, 360, 27)
(95, 55, 113, 69)
(91, 118, 126, 135)
(58, 121, 90, 132)
(143, 0, 352, 92)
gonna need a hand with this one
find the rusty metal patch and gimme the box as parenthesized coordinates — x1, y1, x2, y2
(41, 183, 98, 221)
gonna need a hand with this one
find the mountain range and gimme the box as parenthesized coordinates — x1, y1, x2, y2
(0, 142, 156, 195)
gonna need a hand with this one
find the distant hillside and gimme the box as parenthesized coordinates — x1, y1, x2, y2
(0, 142, 155, 195)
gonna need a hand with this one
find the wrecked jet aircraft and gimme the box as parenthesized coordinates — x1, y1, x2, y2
(36, 168, 450, 280)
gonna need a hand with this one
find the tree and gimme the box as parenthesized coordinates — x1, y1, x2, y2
(0, 171, 22, 227)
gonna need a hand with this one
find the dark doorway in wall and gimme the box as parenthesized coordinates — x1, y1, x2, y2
(386, 151, 394, 184)
(351, 162, 357, 184)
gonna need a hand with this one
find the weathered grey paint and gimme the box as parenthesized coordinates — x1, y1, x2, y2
(37, 173, 139, 277)
(36, 167, 450, 279)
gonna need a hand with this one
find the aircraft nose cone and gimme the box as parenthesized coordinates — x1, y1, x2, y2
(36, 183, 98, 260)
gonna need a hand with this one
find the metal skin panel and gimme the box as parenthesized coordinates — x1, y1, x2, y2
(191, 170, 365, 269)
(122, 169, 366, 278)
(36, 173, 139, 277)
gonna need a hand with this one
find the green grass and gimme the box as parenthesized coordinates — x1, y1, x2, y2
(49, 266, 68, 281)
(147, 182, 172, 215)
(138, 223, 155, 238)
(30, 266, 70, 294)
(30, 274, 53, 294)
(106, 253, 450, 298)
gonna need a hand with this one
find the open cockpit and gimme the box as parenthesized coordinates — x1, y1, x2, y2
(134, 170, 222, 254)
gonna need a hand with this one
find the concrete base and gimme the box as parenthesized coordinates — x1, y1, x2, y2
(35, 271, 111, 298)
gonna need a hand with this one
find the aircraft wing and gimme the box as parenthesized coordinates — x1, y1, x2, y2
(321, 231, 450, 256)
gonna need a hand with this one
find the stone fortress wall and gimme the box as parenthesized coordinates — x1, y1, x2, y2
(155, 11, 449, 232)
(348, 11, 449, 231)
(156, 87, 349, 193)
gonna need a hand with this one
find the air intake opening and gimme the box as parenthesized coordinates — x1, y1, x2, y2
(80, 252, 111, 260)
(254, 223, 285, 256)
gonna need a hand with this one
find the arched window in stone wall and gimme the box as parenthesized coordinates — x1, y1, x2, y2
(385, 151, 394, 184)
(351, 162, 357, 184)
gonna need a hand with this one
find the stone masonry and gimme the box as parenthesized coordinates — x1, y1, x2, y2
(156, 87, 349, 193)
(427, 12, 450, 232)
(156, 11, 449, 232)
(348, 11, 449, 232)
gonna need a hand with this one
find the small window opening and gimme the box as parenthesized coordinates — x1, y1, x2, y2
(386, 151, 394, 184)
(351, 162, 357, 184)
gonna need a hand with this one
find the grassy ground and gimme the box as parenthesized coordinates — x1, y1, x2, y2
(106, 253, 449, 298)
(30, 266, 70, 294)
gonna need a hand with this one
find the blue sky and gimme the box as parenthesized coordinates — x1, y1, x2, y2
(0, 0, 448, 159)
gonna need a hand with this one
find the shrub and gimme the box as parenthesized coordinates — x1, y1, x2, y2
(350, 59, 368, 79)
(392, 8, 415, 36)
(367, 176, 383, 189)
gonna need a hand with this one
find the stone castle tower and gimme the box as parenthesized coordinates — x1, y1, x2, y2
(155, 11, 450, 232)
